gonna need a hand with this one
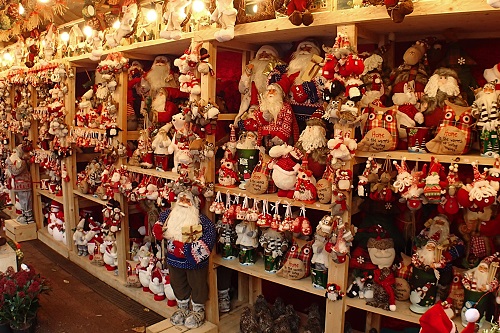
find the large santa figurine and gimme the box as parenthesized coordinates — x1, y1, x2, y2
(421, 67, 468, 128)
(5, 145, 33, 224)
(145, 56, 181, 96)
(152, 190, 216, 329)
(268, 144, 301, 198)
(236, 45, 283, 123)
(279, 40, 324, 121)
(254, 82, 299, 147)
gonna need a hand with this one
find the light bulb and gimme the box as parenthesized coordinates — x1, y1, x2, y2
(38, 0, 49, 3)
(3, 53, 12, 61)
(146, 8, 157, 22)
(83, 25, 93, 38)
(252, 4, 258, 13)
(19, 3, 24, 15)
(60, 32, 69, 43)
(113, 20, 121, 30)
(192, 0, 205, 13)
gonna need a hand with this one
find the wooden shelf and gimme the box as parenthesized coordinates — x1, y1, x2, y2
(73, 190, 108, 206)
(127, 131, 141, 141)
(215, 185, 332, 212)
(36, 188, 64, 204)
(126, 165, 179, 180)
(218, 304, 247, 333)
(355, 150, 497, 166)
(37, 229, 69, 259)
(346, 298, 491, 329)
(213, 255, 325, 298)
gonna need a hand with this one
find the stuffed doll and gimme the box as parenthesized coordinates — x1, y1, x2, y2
(277, 240, 313, 280)
(137, 256, 154, 292)
(293, 161, 317, 204)
(384, 0, 413, 23)
(73, 218, 89, 256)
(152, 124, 172, 171)
(105, 0, 139, 47)
(101, 233, 118, 271)
(268, 144, 301, 198)
(152, 190, 216, 329)
(210, 0, 237, 42)
(259, 223, 289, 273)
(294, 114, 329, 179)
(286, 0, 313, 26)
(5, 145, 34, 224)
(218, 157, 238, 187)
(235, 215, 259, 265)
(471, 82, 500, 157)
(366, 234, 397, 311)
(457, 163, 498, 213)
(160, 0, 192, 40)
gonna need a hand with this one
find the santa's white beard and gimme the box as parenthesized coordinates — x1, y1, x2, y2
(260, 92, 283, 121)
(288, 53, 313, 85)
(164, 204, 199, 242)
(424, 75, 460, 98)
(428, 223, 449, 244)
(475, 269, 489, 289)
(96, 86, 109, 100)
(417, 247, 435, 266)
(392, 92, 416, 106)
(147, 65, 170, 93)
(251, 59, 272, 94)
(298, 125, 327, 151)
(152, 94, 166, 113)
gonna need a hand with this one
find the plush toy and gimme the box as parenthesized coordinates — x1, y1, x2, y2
(137, 256, 154, 292)
(218, 158, 239, 187)
(471, 82, 500, 156)
(160, 0, 192, 40)
(101, 233, 118, 271)
(210, 0, 237, 42)
(277, 240, 313, 280)
(149, 263, 166, 301)
(105, 0, 139, 47)
(73, 218, 89, 256)
(286, 0, 313, 26)
(152, 124, 172, 171)
(384, 0, 413, 23)
(268, 144, 301, 198)
(423, 157, 447, 204)
(358, 105, 398, 152)
(457, 163, 498, 212)
(293, 160, 317, 203)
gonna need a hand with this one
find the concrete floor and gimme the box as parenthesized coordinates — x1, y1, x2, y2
(8, 239, 165, 333)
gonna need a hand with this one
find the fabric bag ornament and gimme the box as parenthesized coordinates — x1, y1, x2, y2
(270, 201, 282, 230)
(246, 199, 259, 222)
(257, 200, 272, 228)
(292, 206, 312, 236)
(209, 191, 222, 213)
(426, 101, 474, 155)
(357, 157, 378, 198)
(369, 158, 395, 202)
(358, 104, 398, 152)
(423, 157, 447, 204)
(279, 204, 294, 232)
(237, 196, 249, 220)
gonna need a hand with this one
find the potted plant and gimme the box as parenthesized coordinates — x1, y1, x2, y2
(0, 265, 50, 333)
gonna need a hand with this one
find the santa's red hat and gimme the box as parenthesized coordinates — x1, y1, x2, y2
(272, 79, 291, 96)
(392, 80, 425, 94)
(419, 302, 456, 333)
(274, 154, 298, 172)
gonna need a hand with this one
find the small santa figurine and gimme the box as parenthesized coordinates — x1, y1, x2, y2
(218, 158, 238, 187)
(462, 256, 499, 292)
(254, 82, 299, 147)
(268, 144, 301, 198)
(421, 67, 468, 128)
(293, 159, 317, 203)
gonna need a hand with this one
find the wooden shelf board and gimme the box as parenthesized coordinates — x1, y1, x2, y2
(213, 255, 325, 298)
(73, 190, 108, 206)
(69, 252, 179, 319)
(3, 207, 17, 220)
(36, 188, 64, 204)
(346, 298, 491, 330)
(126, 165, 179, 180)
(214, 185, 331, 212)
(127, 131, 141, 141)
(218, 114, 237, 121)
(355, 150, 498, 166)
(37, 229, 70, 259)
(219, 304, 247, 333)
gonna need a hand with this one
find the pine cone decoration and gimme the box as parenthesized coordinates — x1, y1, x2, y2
(0, 14, 11, 30)
(7, 3, 21, 21)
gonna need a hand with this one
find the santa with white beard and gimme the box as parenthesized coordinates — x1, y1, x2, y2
(151, 87, 179, 124)
(421, 67, 467, 128)
(413, 240, 442, 268)
(426, 215, 450, 245)
(236, 45, 283, 123)
(279, 40, 324, 121)
(463, 261, 495, 292)
(145, 56, 181, 96)
(152, 190, 215, 329)
(254, 82, 299, 146)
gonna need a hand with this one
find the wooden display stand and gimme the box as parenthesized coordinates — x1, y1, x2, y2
(4, 1, 497, 332)
(0, 242, 17, 273)
(4, 219, 37, 243)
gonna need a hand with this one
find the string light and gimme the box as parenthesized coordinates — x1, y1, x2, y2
(18, 4, 24, 15)
(192, 0, 205, 13)
(83, 25, 93, 38)
(3, 53, 12, 62)
(112, 20, 121, 30)
(252, 4, 258, 13)
(38, 0, 49, 3)
(146, 8, 157, 22)
(60, 32, 70, 43)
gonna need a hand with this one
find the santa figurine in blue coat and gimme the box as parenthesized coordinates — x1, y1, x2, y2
(153, 189, 216, 328)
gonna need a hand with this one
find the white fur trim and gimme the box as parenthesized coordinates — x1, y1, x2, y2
(484, 64, 500, 82)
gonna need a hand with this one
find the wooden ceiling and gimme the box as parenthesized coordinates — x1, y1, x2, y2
(53, 0, 84, 27)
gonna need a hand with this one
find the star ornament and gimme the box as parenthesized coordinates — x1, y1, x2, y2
(458, 57, 466, 65)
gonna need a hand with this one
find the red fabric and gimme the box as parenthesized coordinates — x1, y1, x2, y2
(471, 236, 487, 258)
(165, 87, 189, 100)
(275, 155, 298, 172)
(172, 240, 185, 258)
(398, 103, 420, 120)
(255, 103, 294, 142)
(287, 0, 307, 15)
(250, 82, 259, 106)
(373, 268, 396, 306)
(424, 106, 445, 128)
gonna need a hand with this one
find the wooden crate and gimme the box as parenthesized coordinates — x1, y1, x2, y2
(5, 219, 37, 242)
(0, 242, 18, 273)
(146, 319, 218, 333)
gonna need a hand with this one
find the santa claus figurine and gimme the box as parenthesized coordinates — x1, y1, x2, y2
(5, 145, 34, 224)
(421, 67, 468, 128)
(268, 144, 301, 198)
(278, 40, 324, 121)
(152, 190, 216, 329)
(293, 160, 317, 203)
(145, 56, 181, 96)
(254, 83, 299, 147)
(294, 112, 329, 178)
(218, 157, 238, 187)
(236, 45, 283, 123)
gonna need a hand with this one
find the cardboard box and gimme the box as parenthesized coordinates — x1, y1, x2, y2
(5, 219, 37, 242)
